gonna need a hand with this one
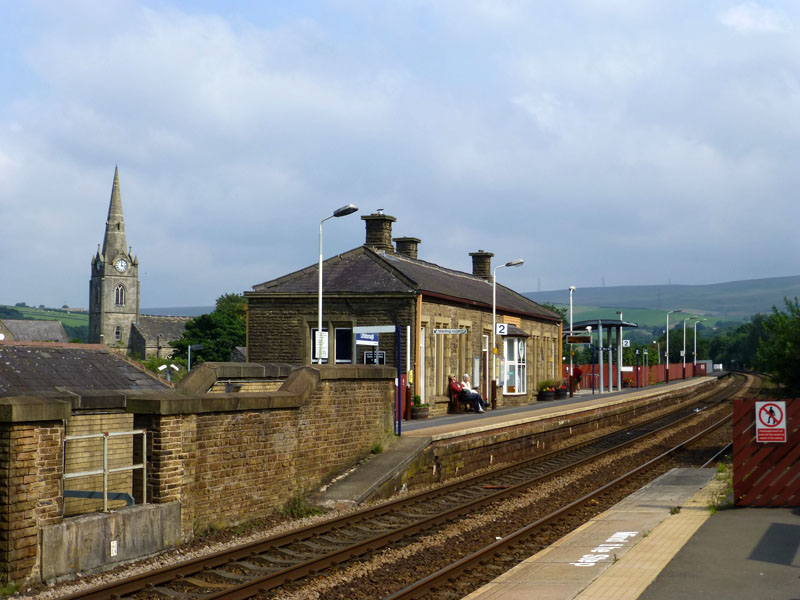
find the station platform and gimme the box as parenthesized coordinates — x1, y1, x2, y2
(316, 377, 716, 507)
(464, 468, 800, 600)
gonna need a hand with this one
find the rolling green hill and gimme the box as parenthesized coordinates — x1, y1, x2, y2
(526, 275, 800, 319)
(0, 305, 89, 341)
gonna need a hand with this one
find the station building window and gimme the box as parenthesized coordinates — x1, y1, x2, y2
(311, 327, 354, 364)
(504, 337, 527, 395)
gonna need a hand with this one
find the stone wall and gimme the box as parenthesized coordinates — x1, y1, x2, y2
(0, 397, 69, 585)
(135, 365, 395, 536)
(247, 295, 416, 365)
(0, 364, 395, 585)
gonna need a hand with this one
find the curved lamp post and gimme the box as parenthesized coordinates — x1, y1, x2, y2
(317, 204, 358, 364)
(693, 317, 707, 365)
(665, 309, 681, 383)
(492, 259, 524, 387)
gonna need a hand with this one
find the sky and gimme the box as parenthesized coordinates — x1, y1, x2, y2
(1, 1, 798, 309)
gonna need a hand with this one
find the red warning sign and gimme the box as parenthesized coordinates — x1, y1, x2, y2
(756, 401, 786, 443)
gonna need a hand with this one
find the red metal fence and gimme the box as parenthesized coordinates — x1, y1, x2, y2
(733, 398, 800, 507)
(562, 362, 707, 390)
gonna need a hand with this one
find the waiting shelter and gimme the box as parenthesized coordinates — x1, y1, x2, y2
(567, 318, 638, 393)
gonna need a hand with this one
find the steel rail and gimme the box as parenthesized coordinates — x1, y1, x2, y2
(61, 377, 744, 600)
(157, 383, 743, 600)
(384, 411, 734, 600)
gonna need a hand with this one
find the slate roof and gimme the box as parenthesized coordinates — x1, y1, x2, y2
(0, 342, 169, 396)
(251, 246, 560, 321)
(133, 315, 189, 344)
(1, 319, 69, 343)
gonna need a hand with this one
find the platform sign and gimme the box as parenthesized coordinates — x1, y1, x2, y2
(434, 328, 467, 335)
(756, 401, 786, 443)
(355, 332, 379, 346)
(496, 323, 508, 336)
(567, 335, 591, 344)
(622, 339, 630, 347)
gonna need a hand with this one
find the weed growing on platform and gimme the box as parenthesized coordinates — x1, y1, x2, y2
(282, 492, 324, 519)
(1, 582, 20, 597)
(669, 506, 681, 515)
(371, 442, 384, 454)
(708, 462, 734, 513)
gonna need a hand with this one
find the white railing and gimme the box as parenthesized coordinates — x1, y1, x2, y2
(63, 429, 147, 512)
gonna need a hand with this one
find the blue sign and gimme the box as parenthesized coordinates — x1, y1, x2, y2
(356, 332, 379, 346)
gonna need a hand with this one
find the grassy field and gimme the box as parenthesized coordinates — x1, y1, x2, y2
(1, 305, 89, 327)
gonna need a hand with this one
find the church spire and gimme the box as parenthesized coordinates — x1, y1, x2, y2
(101, 166, 128, 258)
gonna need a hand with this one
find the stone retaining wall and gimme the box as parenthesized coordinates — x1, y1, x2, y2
(0, 364, 395, 585)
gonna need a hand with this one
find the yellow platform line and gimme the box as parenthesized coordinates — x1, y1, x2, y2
(574, 478, 727, 600)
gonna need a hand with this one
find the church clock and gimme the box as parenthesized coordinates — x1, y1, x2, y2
(114, 258, 128, 273)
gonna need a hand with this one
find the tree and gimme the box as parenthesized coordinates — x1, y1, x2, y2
(756, 297, 800, 395)
(171, 293, 247, 364)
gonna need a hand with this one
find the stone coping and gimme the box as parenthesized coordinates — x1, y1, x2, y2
(1, 363, 398, 421)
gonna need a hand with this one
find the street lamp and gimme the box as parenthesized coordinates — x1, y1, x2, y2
(569, 286, 576, 393)
(653, 340, 660, 364)
(317, 204, 359, 364)
(666, 309, 682, 383)
(693, 318, 707, 365)
(492, 259, 524, 387)
(188, 344, 203, 371)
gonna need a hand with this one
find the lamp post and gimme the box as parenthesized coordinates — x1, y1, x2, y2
(569, 286, 576, 395)
(317, 204, 358, 364)
(665, 309, 681, 383)
(653, 340, 660, 364)
(693, 318, 707, 366)
(188, 344, 203, 371)
(492, 259, 524, 388)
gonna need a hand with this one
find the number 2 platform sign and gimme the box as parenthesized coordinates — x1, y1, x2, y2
(755, 401, 787, 443)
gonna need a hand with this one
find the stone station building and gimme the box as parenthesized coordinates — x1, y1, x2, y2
(246, 212, 562, 411)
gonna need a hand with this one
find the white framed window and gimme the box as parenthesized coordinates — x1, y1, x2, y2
(504, 337, 527, 395)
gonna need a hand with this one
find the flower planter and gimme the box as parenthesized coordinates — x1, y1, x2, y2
(410, 405, 429, 419)
(539, 390, 555, 401)
(555, 388, 568, 399)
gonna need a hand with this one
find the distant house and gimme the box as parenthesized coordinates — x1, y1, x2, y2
(246, 212, 562, 407)
(0, 319, 69, 343)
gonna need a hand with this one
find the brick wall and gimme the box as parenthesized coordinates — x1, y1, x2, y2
(247, 296, 415, 365)
(0, 421, 63, 584)
(134, 366, 395, 537)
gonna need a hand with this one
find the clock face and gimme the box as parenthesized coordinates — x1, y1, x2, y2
(114, 258, 128, 273)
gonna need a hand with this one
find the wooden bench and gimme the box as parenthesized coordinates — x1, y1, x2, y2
(448, 383, 472, 414)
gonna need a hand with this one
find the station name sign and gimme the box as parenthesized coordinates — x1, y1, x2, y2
(434, 328, 467, 335)
(566, 335, 592, 344)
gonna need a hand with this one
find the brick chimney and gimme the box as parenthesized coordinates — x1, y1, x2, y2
(362, 210, 396, 253)
(469, 250, 494, 280)
(393, 237, 421, 260)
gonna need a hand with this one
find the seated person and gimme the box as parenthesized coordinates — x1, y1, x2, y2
(461, 374, 488, 411)
(449, 375, 485, 413)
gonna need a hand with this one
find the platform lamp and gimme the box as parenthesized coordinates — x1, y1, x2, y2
(693, 318, 707, 365)
(317, 204, 359, 364)
(665, 310, 681, 383)
(492, 258, 525, 388)
(188, 344, 203, 371)
(569, 286, 576, 395)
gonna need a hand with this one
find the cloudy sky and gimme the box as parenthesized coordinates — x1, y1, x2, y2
(1, 1, 798, 309)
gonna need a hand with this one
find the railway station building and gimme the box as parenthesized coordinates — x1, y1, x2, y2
(245, 211, 562, 409)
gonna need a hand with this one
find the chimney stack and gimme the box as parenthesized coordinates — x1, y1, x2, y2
(394, 237, 421, 260)
(362, 210, 396, 253)
(469, 250, 494, 280)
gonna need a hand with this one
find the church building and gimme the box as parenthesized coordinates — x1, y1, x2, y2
(88, 168, 187, 358)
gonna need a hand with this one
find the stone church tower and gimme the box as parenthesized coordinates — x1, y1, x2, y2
(88, 168, 140, 347)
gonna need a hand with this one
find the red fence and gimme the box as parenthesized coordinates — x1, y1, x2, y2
(562, 362, 707, 390)
(733, 398, 800, 507)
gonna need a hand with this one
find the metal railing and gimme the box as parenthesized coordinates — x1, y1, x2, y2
(63, 429, 147, 512)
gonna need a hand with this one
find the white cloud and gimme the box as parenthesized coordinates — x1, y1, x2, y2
(719, 3, 789, 33)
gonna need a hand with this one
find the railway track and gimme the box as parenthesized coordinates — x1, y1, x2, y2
(60, 374, 754, 600)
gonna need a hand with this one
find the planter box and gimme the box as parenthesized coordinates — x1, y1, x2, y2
(410, 405, 429, 419)
(556, 388, 568, 399)
(539, 390, 555, 401)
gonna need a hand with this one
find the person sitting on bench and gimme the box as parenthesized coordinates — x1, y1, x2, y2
(449, 375, 485, 413)
(461, 374, 488, 411)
